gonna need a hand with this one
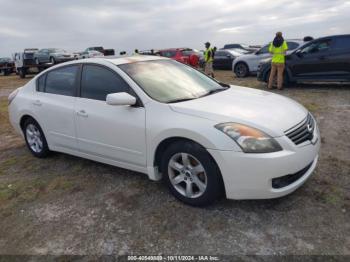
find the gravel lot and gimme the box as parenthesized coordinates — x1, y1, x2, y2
(0, 71, 349, 256)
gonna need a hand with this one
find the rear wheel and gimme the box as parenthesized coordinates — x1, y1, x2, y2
(19, 68, 26, 78)
(35, 58, 40, 65)
(161, 141, 224, 206)
(23, 118, 50, 158)
(50, 57, 56, 64)
(234, 62, 249, 77)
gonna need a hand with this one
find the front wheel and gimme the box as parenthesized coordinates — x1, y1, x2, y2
(234, 62, 249, 77)
(23, 118, 50, 158)
(161, 141, 224, 206)
(50, 57, 56, 64)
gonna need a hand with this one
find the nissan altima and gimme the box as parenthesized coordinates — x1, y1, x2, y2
(8, 56, 320, 206)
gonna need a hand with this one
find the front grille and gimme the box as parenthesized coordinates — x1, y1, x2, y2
(272, 161, 313, 189)
(285, 113, 314, 145)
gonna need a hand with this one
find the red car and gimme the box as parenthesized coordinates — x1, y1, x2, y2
(158, 48, 200, 67)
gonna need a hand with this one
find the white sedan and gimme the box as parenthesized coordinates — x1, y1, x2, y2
(8, 56, 320, 206)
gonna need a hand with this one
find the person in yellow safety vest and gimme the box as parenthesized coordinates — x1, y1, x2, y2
(268, 32, 288, 90)
(204, 42, 214, 78)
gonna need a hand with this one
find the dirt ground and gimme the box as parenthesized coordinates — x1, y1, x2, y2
(0, 71, 349, 256)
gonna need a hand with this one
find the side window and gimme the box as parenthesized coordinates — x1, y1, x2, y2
(302, 39, 332, 54)
(258, 45, 269, 54)
(215, 51, 225, 56)
(161, 51, 176, 58)
(334, 37, 350, 49)
(287, 42, 299, 50)
(45, 65, 79, 96)
(81, 65, 129, 101)
(36, 74, 46, 92)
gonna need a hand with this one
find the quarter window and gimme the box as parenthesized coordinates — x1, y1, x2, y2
(45, 65, 79, 96)
(81, 65, 129, 101)
(36, 74, 46, 92)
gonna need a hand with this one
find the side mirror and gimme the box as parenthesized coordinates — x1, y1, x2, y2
(295, 49, 303, 57)
(106, 92, 136, 106)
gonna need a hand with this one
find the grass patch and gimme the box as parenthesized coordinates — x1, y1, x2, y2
(0, 175, 82, 207)
(304, 102, 321, 112)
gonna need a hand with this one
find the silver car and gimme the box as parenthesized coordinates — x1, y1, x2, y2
(33, 48, 75, 65)
(232, 40, 304, 77)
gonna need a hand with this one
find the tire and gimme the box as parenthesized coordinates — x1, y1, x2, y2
(19, 68, 26, 79)
(234, 62, 249, 77)
(50, 57, 56, 64)
(23, 118, 50, 158)
(161, 141, 224, 206)
(4, 69, 9, 76)
(35, 58, 40, 65)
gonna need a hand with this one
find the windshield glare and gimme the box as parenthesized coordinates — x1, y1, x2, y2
(119, 60, 224, 103)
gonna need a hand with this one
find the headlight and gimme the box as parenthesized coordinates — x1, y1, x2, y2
(215, 123, 282, 153)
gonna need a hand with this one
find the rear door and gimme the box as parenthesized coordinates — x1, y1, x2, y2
(33, 65, 79, 151)
(75, 64, 147, 167)
(213, 51, 227, 69)
(331, 36, 350, 79)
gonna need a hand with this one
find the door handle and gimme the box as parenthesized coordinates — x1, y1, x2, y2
(33, 100, 42, 106)
(76, 109, 88, 117)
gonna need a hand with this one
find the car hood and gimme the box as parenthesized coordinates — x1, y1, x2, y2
(169, 86, 308, 137)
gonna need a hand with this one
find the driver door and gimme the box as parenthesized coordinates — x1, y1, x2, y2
(290, 38, 333, 79)
(75, 64, 147, 167)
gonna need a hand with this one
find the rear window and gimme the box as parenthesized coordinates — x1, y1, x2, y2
(45, 65, 79, 96)
(334, 36, 350, 49)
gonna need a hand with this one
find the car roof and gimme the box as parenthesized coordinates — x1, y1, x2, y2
(77, 55, 168, 66)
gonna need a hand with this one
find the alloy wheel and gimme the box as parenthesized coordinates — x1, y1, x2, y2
(26, 124, 43, 153)
(236, 63, 247, 77)
(168, 153, 207, 198)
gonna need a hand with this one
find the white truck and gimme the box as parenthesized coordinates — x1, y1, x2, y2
(13, 48, 52, 78)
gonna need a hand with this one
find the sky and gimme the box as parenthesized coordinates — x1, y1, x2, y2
(0, 0, 349, 57)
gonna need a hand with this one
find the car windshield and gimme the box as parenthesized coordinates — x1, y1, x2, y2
(119, 60, 228, 103)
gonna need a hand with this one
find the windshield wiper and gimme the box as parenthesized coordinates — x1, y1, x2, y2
(167, 97, 197, 103)
(199, 87, 228, 98)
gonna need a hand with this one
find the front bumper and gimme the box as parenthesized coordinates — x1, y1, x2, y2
(208, 125, 320, 200)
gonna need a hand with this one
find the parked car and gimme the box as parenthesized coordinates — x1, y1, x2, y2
(257, 34, 350, 84)
(8, 56, 320, 206)
(76, 50, 104, 59)
(13, 48, 41, 78)
(201, 49, 249, 70)
(233, 40, 305, 77)
(33, 48, 75, 65)
(0, 57, 15, 76)
(139, 50, 160, 56)
(159, 48, 200, 67)
(85, 46, 115, 56)
(222, 44, 259, 53)
(199, 49, 248, 70)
